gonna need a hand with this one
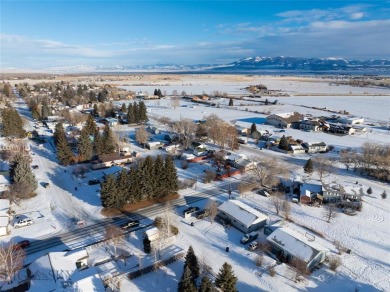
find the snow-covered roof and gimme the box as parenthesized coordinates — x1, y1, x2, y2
(218, 200, 269, 228)
(0, 216, 9, 227)
(300, 182, 322, 196)
(0, 199, 10, 217)
(267, 226, 328, 263)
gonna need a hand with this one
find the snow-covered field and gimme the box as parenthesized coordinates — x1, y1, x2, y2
(1, 75, 389, 291)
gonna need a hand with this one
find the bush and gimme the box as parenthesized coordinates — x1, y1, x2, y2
(329, 255, 342, 271)
(268, 266, 276, 277)
(170, 225, 179, 235)
(381, 191, 387, 199)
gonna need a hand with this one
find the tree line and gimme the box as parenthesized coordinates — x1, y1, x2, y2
(100, 155, 178, 209)
(54, 115, 117, 165)
(125, 101, 148, 124)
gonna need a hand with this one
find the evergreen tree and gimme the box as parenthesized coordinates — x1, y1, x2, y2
(89, 91, 97, 102)
(127, 103, 135, 124)
(215, 263, 238, 292)
(41, 103, 50, 120)
(93, 129, 103, 155)
(199, 276, 216, 292)
(120, 103, 127, 112)
(304, 158, 314, 173)
(178, 265, 197, 292)
(157, 89, 163, 97)
(184, 246, 200, 280)
(367, 187, 372, 195)
(127, 167, 141, 203)
(153, 156, 166, 198)
(116, 169, 129, 204)
(0, 107, 26, 138)
(93, 104, 99, 117)
(2, 83, 12, 97)
(102, 123, 116, 154)
(77, 127, 93, 162)
(228, 98, 233, 106)
(143, 236, 152, 253)
(97, 89, 108, 103)
(278, 135, 288, 150)
(9, 153, 24, 183)
(265, 98, 269, 105)
(53, 122, 65, 145)
(133, 102, 140, 123)
(56, 132, 73, 165)
(250, 123, 257, 135)
(381, 191, 387, 199)
(138, 101, 148, 124)
(154, 89, 158, 96)
(163, 155, 178, 197)
(84, 114, 97, 135)
(13, 154, 37, 191)
(100, 175, 122, 208)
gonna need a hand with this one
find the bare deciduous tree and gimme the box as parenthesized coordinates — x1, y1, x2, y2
(249, 155, 289, 188)
(135, 126, 150, 148)
(313, 157, 332, 182)
(282, 200, 292, 220)
(290, 257, 309, 282)
(105, 225, 124, 257)
(206, 200, 219, 223)
(271, 192, 284, 215)
(170, 96, 180, 109)
(328, 255, 342, 271)
(171, 119, 196, 149)
(0, 243, 25, 283)
(323, 204, 338, 223)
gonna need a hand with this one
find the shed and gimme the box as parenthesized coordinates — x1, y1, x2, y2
(218, 200, 269, 233)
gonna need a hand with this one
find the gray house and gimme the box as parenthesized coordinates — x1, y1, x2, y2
(218, 200, 269, 233)
(266, 226, 328, 270)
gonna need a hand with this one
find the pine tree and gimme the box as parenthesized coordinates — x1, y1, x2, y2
(199, 276, 216, 292)
(133, 102, 140, 124)
(138, 101, 148, 124)
(100, 175, 122, 208)
(41, 104, 50, 120)
(381, 191, 387, 199)
(93, 129, 104, 155)
(163, 155, 178, 197)
(184, 246, 200, 280)
(89, 91, 97, 102)
(304, 158, 314, 173)
(9, 153, 24, 183)
(116, 170, 129, 204)
(127, 103, 135, 124)
(13, 155, 37, 191)
(0, 107, 26, 138)
(367, 187, 372, 195)
(153, 156, 166, 198)
(127, 167, 141, 203)
(84, 114, 97, 135)
(102, 124, 116, 154)
(265, 98, 269, 105)
(215, 263, 237, 292)
(120, 103, 126, 112)
(56, 132, 73, 165)
(228, 98, 233, 106)
(250, 123, 257, 135)
(178, 265, 197, 292)
(54, 122, 65, 145)
(93, 104, 99, 117)
(278, 135, 288, 150)
(78, 127, 93, 162)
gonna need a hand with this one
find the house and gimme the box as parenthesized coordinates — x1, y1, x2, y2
(233, 159, 257, 172)
(145, 141, 162, 150)
(102, 117, 118, 127)
(91, 153, 133, 170)
(266, 112, 304, 128)
(0, 174, 10, 192)
(217, 200, 269, 233)
(322, 182, 363, 204)
(326, 123, 355, 135)
(28, 249, 105, 292)
(0, 199, 10, 237)
(266, 225, 329, 270)
(289, 144, 306, 154)
(299, 181, 323, 204)
(302, 142, 327, 153)
(146, 126, 160, 135)
(299, 120, 322, 132)
(338, 116, 364, 125)
(189, 141, 205, 150)
(193, 147, 208, 157)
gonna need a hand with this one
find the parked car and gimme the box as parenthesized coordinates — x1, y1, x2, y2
(240, 232, 258, 244)
(31, 165, 39, 169)
(248, 241, 258, 251)
(15, 240, 31, 249)
(14, 218, 34, 228)
(258, 189, 271, 197)
(88, 179, 101, 185)
(238, 138, 247, 144)
(42, 182, 50, 188)
(120, 220, 140, 230)
(183, 206, 199, 215)
(195, 210, 208, 219)
(292, 196, 299, 203)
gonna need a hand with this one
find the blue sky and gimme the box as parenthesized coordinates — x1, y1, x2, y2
(1, 1, 389, 69)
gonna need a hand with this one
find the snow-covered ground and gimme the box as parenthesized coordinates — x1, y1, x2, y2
(1, 76, 389, 291)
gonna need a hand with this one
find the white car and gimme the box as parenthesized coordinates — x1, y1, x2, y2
(14, 218, 34, 228)
(248, 241, 258, 251)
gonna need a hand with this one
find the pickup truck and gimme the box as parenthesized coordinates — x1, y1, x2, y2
(240, 232, 258, 244)
(120, 220, 140, 230)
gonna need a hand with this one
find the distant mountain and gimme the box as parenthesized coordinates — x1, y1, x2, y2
(214, 56, 390, 72)
(42, 57, 390, 73)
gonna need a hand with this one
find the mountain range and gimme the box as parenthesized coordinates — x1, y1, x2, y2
(45, 56, 390, 73)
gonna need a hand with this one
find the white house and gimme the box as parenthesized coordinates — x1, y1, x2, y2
(0, 199, 10, 237)
(266, 225, 329, 270)
(266, 112, 304, 128)
(218, 200, 269, 233)
(338, 116, 364, 125)
(289, 144, 306, 154)
(302, 142, 327, 153)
